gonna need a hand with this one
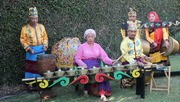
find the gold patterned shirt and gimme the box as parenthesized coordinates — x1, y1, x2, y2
(20, 24, 48, 51)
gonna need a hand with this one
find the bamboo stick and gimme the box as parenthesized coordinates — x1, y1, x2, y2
(113, 54, 125, 65)
(151, 52, 165, 59)
(22, 77, 44, 81)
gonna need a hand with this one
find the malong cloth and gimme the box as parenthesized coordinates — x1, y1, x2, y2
(25, 45, 44, 78)
(83, 59, 111, 96)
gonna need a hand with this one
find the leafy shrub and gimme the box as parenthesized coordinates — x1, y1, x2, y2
(0, 0, 179, 85)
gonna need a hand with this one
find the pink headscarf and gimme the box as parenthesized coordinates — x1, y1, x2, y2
(147, 11, 161, 22)
(147, 11, 163, 51)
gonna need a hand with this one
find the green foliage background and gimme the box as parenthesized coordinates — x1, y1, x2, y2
(0, 0, 179, 86)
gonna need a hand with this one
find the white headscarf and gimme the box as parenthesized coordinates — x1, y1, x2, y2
(84, 29, 96, 39)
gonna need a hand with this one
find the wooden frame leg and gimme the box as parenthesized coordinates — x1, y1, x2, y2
(149, 66, 171, 94)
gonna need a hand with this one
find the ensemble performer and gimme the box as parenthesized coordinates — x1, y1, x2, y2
(145, 11, 170, 65)
(75, 29, 115, 102)
(120, 24, 152, 87)
(20, 7, 56, 99)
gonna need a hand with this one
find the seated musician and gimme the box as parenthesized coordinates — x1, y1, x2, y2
(120, 24, 151, 67)
(120, 24, 152, 87)
(145, 11, 170, 65)
(75, 29, 115, 102)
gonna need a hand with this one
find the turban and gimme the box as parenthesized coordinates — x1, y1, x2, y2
(29, 7, 38, 17)
(128, 24, 137, 31)
(128, 8, 137, 17)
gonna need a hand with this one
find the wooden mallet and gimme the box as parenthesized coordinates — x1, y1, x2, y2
(113, 54, 125, 65)
(151, 52, 165, 59)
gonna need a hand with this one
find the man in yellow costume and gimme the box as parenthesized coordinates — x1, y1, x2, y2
(120, 24, 152, 87)
(120, 8, 142, 39)
(20, 7, 48, 78)
(121, 24, 151, 66)
(20, 7, 56, 99)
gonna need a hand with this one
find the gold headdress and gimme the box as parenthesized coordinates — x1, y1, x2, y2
(128, 8, 137, 17)
(29, 7, 38, 17)
(128, 24, 137, 31)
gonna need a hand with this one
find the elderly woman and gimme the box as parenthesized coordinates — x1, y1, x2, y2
(75, 29, 114, 102)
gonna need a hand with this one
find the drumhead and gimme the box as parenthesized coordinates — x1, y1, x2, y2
(37, 54, 56, 59)
(161, 36, 179, 56)
(140, 39, 150, 55)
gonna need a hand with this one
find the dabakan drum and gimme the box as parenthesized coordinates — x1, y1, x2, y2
(37, 54, 56, 75)
(161, 36, 179, 56)
(140, 39, 150, 55)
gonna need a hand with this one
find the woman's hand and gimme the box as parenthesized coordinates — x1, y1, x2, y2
(152, 42, 157, 48)
(112, 60, 116, 65)
(82, 65, 88, 68)
(164, 40, 170, 49)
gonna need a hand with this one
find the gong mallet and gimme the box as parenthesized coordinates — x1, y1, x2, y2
(113, 53, 126, 65)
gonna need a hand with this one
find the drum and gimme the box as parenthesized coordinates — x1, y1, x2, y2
(161, 36, 179, 56)
(178, 42, 180, 53)
(37, 54, 56, 75)
(51, 37, 81, 69)
(140, 39, 150, 55)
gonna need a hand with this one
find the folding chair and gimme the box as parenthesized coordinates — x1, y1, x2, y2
(150, 66, 171, 94)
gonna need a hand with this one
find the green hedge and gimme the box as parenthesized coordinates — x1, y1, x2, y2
(0, 0, 179, 85)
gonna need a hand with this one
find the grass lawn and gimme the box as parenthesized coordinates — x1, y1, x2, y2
(169, 54, 180, 71)
(1, 55, 180, 102)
